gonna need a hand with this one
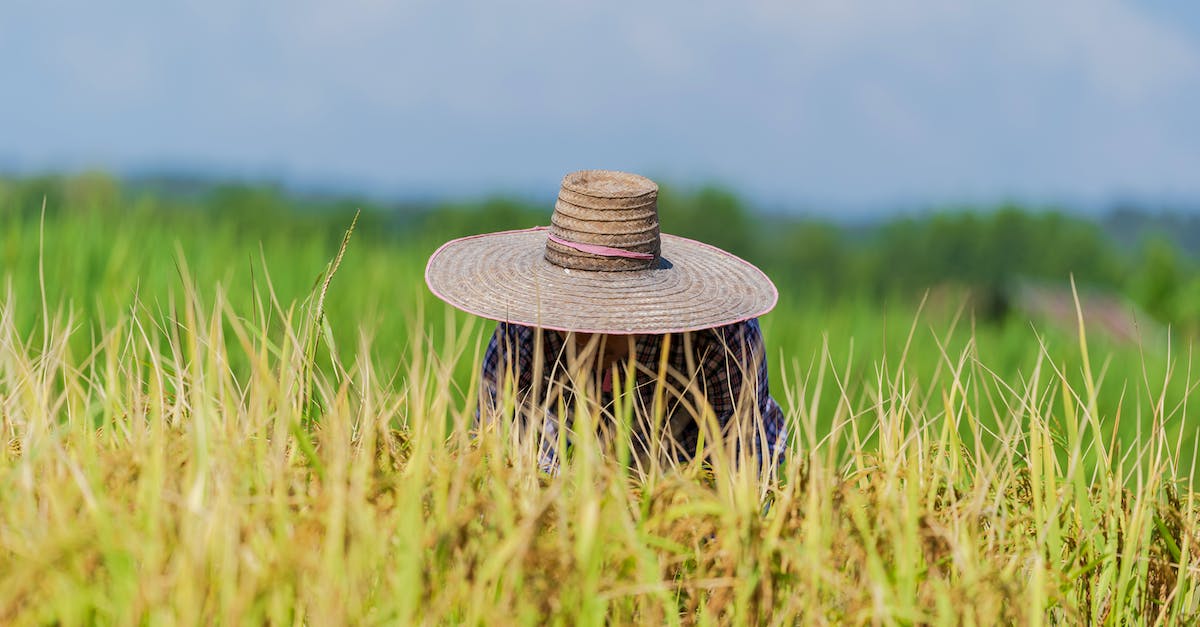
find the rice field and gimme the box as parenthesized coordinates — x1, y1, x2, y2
(1, 190, 1199, 624)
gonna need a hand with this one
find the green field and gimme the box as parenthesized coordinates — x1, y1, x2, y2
(1, 175, 1198, 623)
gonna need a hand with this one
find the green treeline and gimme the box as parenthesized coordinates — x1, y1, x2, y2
(3, 172, 1199, 332)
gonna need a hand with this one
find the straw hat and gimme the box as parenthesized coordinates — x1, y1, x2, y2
(425, 170, 777, 334)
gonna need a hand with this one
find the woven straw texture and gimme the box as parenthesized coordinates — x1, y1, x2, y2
(425, 229, 777, 334)
(425, 169, 777, 334)
(547, 170, 661, 272)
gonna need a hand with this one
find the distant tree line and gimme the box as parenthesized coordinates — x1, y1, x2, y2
(4, 173, 1200, 332)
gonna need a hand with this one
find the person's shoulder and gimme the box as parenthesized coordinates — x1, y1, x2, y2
(491, 322, 533, 344)
(494, 323, 564, 351)
(495, 322, 536, 333)
(709, 318, 761, 338)
(690, 318, 761, 349)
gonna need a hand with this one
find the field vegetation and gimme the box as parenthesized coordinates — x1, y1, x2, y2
(1, 174, 1198, 623)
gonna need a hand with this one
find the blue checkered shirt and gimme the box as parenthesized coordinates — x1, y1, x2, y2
(479, 318, 786, 470)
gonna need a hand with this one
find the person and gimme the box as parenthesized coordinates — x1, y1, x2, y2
(426, 170, 785, 473)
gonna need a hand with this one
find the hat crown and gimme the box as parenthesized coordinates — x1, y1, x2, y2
(545, 170, 661, 272)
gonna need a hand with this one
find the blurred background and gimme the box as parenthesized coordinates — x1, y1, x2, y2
(4, 1, 1199, 209)
(5, 0, 1200, 453)
(2, 1, 1200, 355)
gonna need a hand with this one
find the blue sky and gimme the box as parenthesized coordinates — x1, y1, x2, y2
(2, 1, 1198, 213)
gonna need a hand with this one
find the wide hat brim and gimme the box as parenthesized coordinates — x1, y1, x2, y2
(425, 227, 778, 334)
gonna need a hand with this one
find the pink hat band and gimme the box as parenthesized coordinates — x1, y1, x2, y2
(544, 231, 655, 261)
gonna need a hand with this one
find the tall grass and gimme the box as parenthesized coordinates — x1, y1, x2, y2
(3, 200, 1198, 469)
(1, 244, 1197, 623)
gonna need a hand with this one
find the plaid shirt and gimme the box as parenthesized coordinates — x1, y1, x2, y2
(479, 318, 786, 471)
